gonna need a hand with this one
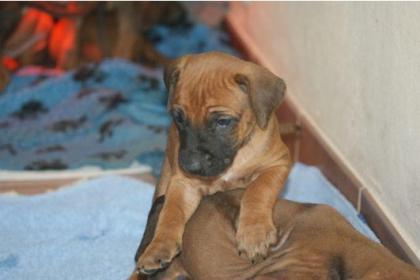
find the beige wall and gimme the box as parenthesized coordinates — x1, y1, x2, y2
(228, 2, 420, 258)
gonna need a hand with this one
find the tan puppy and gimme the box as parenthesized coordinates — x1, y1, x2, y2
(130, 189, 420, 280)
(136, 52, 291, 274)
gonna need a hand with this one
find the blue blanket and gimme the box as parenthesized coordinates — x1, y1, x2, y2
(0, 60, 169, 173)
(0, 163, 378, 280)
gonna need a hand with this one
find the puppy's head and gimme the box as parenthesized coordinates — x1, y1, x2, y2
(164, 52, 286, 177)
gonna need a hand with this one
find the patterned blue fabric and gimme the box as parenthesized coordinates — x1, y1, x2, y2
(0, 60, 169, 172)
(151, 24, 237, 58)
(0, 23, 238, 173)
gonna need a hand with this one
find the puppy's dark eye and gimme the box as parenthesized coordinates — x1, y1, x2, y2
(172, 109, 185, 125)
(215, 117, 234, 128)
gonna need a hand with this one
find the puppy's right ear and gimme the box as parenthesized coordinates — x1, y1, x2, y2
(163, 61, 180, 92)
(164, 55, 190, 110)
(163, 55, 190, 92)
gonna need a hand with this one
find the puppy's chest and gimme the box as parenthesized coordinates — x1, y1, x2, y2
(209, 167, 257, 194)
(209, 149, 261, 194)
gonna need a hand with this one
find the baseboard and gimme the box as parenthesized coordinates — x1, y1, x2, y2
(0, 164, 153, 195)
(224, 14, 420, 267)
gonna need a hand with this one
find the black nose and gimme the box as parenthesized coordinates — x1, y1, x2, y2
(183, 157, 202, 173)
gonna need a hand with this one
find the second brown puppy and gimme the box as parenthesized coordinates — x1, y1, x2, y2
(136, 52, 291, 274)
(131, 189, 420, 280)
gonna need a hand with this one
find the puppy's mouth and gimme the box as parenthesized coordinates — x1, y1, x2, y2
(179, 151, 233, 178)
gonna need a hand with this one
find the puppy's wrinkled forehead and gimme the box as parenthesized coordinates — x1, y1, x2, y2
(169, 54, 248, 122)
(165, 52, 286, 129)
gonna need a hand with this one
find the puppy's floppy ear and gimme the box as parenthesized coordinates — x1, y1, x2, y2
(164, 55, 190, 110)
(163, 60, 180, 92)
(234, 65, 286, 129)
(163, 55, 190, 92)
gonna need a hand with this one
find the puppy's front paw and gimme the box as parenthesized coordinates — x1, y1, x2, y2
(127, 269, 147, 280)
(236, 220, 277, 263)
(136, 238, 181, 275)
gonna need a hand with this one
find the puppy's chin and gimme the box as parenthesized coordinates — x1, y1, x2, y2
(179, 155, 233, 178)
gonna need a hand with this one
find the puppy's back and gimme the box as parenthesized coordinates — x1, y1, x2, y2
(181, 190, 420, 280)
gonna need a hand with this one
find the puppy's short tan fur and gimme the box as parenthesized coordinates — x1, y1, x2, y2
(130, 190, 420, 280)
(136, 52, 291, 274)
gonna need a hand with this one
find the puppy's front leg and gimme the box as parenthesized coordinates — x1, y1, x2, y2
(236, 164, 290, 263)
(136, 180, 202, 275)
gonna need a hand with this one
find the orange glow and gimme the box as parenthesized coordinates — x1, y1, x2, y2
(31, 8, 54, 52)
(2, 7, 53, 68)
(48, 2, 81, 68)
(82, 44, 102, 62)
(2, 57, 18, 71)
(49, 18, 77, 68)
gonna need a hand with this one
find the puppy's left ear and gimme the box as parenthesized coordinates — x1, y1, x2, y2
(164, 55, 190, 110)
(234, 66, 286, 129)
